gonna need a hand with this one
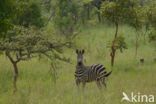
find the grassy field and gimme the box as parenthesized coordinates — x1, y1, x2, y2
(0, 25, 156, 104)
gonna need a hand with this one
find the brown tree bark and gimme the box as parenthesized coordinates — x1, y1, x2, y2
(5, 52, 19, 93)
(110, 46, 116, 66)
(111, 22, 118, 66)
(114, 22, 118, 39)
(12, 62, 18, 93)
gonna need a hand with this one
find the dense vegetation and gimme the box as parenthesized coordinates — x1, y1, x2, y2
(0, 0, 156, 104)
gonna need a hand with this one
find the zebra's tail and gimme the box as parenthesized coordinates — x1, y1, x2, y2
(105, 71, 112, 77)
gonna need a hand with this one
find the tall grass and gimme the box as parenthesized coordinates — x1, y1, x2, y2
(0, 25, 155, 104)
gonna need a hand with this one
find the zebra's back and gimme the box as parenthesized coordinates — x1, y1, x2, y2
(91, 64, 106, 79)
(75, 64, 106, 82)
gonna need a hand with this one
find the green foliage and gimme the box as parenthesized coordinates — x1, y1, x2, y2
(0, 26, 71, 62)
(101, 1, 120, 23)
(147, 2, 156, 28)
(82, 0, 93, 4)
(107, 35, 127, 53)
(42, 0, 52, 11)
(0, 27, 67, 53)
(0, 0, 44, 39)
(127, 3, 149, 30)
(114, 36, 127, 52)
(100, 0, 152, 31)
(0, 0, 15, 37)
(14, 1, 44, 28)
(149, 29, 156, 42)
(146, 1, 156, 43)
(53, 0, 81, 36)
(101, 0, 129, 23)
(0, 19, 13, 37)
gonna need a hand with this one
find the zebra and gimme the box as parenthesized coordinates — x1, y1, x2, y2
(75, 49, 112, 89)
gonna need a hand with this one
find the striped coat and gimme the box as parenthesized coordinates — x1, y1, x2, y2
(75, 64, 112, 88)
(75, 49, 112, 89)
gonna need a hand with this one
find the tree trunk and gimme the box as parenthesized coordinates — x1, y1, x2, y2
(12, 62, 18, 93)
(111, 47, 116, 66)
(111, 22, 118, 66)
(87, 5, 90, 20)
(96, 6, 101, 22)
(114, 22, 118, 38)
(6, 52, 19, 93)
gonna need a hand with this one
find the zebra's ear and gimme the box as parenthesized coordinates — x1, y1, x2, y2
(82, 49, 85, 54)
(76, 49, 79, 54)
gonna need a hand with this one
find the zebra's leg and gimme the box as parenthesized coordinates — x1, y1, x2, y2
(76, 79, 80, 89)
(101, 78, 107, 88)
(82, 82, 86, 91)
(96, 79, 102, 90)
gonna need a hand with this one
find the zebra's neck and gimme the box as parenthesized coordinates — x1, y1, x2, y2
(76, 63, 85, 70)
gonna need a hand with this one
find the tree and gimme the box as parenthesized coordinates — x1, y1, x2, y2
(125, 0, 156, 57)
(125, 0, 149, 57)
(101, 0, 131, 66)
(0, 26, 70, 93)
(0, 0, 74, 93)
(101, 0, 154, 65)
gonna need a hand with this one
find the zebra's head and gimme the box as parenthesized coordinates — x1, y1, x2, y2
(76, 49, 85, 66)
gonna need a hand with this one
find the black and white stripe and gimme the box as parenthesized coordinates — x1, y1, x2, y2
(75, 49, 112, 89)
(75, 64, 112, 89)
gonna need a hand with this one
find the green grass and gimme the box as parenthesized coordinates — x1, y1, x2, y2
(0, 25, 156, 104)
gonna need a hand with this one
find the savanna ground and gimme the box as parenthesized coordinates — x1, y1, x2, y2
(0, 25, 156, 104)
